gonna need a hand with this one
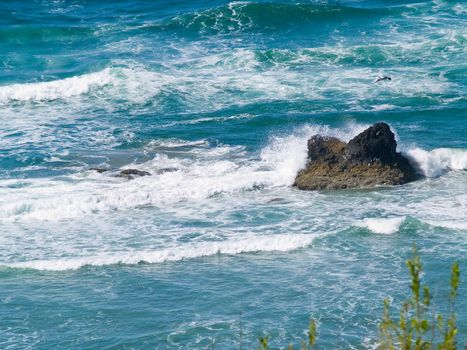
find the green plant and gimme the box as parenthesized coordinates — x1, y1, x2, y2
(258, 336, 269, 350)
(257, 319, 317, 350)
(378, 245, 460, 350)
(308, 319, 317, 348)
(256, 245, 460, 350)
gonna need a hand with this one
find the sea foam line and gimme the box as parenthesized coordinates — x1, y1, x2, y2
(2, 234, 315, 271)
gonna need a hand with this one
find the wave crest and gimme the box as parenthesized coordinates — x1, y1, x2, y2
(357, 217, 406, 234)
(0, 69, 113, 103)
(407, 147, 467, 177)
(2, 234, 315, 271)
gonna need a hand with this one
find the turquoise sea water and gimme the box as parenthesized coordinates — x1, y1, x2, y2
(0, 0, 466, 348)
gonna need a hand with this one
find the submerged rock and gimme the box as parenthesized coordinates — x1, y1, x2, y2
(294, 122, 417, 190)
(156, 167, 178, 175)
(116, 168, 151, 179)
(375, 76, 392, 83)
(90, 167, 109, 173)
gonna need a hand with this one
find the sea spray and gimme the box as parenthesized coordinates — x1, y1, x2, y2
(0, 122, 370, 222)
(407, 147, 467, 177)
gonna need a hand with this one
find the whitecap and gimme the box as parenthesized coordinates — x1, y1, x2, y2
(0, 69, 113, 103)
(357, 217, 406, 235)
(3, 234, 315, 271)
(407, 147, 467, 177)
(0, 122, 375, 222)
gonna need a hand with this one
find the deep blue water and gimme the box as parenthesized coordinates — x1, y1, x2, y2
(0, 0, 466, 348)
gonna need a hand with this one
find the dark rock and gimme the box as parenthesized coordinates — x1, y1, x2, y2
(116, 169, 151, 179)
(268, 197, 286, 203)
(345, 122, 397, 164)
(90, 167, 109, 173)
(156, 167, 178, 175)
(294, 123, 418, 190)
(307, 135, 346, 162)
(375, 76, 392, 82)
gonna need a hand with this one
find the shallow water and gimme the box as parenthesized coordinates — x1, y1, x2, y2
(0, 0, 466, 348)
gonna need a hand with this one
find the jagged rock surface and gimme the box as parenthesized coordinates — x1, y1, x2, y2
(294, 123, 418, 190)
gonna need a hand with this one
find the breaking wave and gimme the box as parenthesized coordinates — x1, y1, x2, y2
(0, 57, 455, 110)
(0, 123, 368, 222)
(2, 234, 316, 271)
(0, 69, 113, 103)
(357, 217, 406, 234)
(0, 122, 465, 223)
(407, 147, 467, 177)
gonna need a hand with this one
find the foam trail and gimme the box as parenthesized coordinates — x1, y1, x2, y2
(407, 148, 467, 177)
(3, 234, 315, 271)
(357, 217, 406, 234)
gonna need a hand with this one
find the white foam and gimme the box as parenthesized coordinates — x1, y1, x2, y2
(0, 65, 182, 105)
(146, 138, 211, 149)
(3, 234, 315, 271)
(0, 122, 372, 222)
(260, 122, 369, 186)
(371, 104, 396, 111)
(0, 69, 113, 103)
(0, 43, 456, 110)
(407, 147, 467, 177)
(357, 217, 406, 234)
(424, 220, 467, 230)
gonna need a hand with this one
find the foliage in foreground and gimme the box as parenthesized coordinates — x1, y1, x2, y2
(257, 246, 460, 350)
(258, 319, 316, 350)
(378, 246, 460, 350)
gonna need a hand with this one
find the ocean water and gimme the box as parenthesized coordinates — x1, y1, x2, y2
(0, 0, 466, 348)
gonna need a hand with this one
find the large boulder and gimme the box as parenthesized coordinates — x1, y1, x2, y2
(345, 123, 397, 163)
(294, 123, 418, 190)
